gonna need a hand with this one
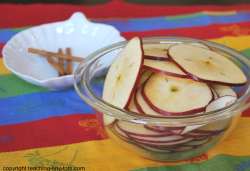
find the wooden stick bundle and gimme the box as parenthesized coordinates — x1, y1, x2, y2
(28, 47, 84, 76)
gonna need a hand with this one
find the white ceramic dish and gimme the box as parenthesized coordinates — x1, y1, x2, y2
(2, 12, 125, 90)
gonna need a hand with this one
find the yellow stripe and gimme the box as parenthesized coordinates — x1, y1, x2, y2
(202, 10, 237, 16)
(0, 58, 10, 75)
(0, 117, 249, 170)
(210, 35, 250, 51)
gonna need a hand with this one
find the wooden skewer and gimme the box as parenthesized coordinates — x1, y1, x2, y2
(46, 53, 65, 76)
(66, 48, 73, 75)
(58, 48, 65, 76)
(38, 48, 65, 76)
(57, 48, 65, 76)
(28, 48, 84, 62)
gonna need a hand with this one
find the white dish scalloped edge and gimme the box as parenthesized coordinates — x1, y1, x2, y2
(3, 12, 125, 90)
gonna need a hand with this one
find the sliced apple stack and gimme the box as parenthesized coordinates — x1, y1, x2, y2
(103, 37, 143, 125)
(103, 37, 246, 154)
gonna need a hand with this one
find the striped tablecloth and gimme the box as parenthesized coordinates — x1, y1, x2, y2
(1, 1, 250, 171)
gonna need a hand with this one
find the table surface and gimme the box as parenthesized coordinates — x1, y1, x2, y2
(1, 1, 250, 171)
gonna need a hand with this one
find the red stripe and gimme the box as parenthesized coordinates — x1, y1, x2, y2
(0, 43, 4, 55)
(242, 109, 250, 117)
(0, 110, 249, 153)
(2, 2, 250, 27)
(122, 21, 250, 39)
(0, 114, 107, 152)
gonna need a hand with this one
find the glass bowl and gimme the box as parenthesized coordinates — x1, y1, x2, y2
(74, 37, 250, 161)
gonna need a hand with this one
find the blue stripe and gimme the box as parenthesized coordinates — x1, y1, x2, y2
(1, 12, 250, 44)
(95, 12, 250, 32)
(0, 88, 95, 125)
(0, 29, 18, 44)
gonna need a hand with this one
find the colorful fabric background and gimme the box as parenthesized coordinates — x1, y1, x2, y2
(1, 1, 250, 170)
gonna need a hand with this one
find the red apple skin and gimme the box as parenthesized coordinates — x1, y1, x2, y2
(144, 125, 224, 139)
(127, 133, 190, 143)
(126, 132, 211, 151)
(134, 137, 209, 149)
(133, 86, 152, 115)
(167, 50, 247, 86)
(111, 122, 213, 153)
(129, 137, 193, 147)
(137, 144, 193, 153)
(210, 87, 219, 99)
(143, 65, 189, 79)
(115, 121, 217, 143)
(134, 90, 147, 114)
(144, 125, 184, 133)
(133, 75, 157, 115)
(209, 87, 216, 100)
(127, 133, 189, 143)
(134, 85, 171, 117)
(112, 124, 189, 151)
(132, 138, 195, 153)
(144, 55, 169, 61)
(115, 121, 175, 137)
(126, 95, 139, 113)
(124, 37, 145, 109)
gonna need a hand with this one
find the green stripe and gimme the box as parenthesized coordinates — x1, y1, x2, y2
(0, 74, 48, 99)
(165, 10, 236, 20)
(241, 48, 250, 58)
(133, 154, 250, 171)
(165, 12, 204, 20)
(11, 26, 29, 32)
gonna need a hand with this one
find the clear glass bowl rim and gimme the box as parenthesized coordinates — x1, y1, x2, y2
(74, 36, 250, 126)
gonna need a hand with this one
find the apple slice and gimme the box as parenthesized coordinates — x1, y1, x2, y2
(143, 59, 188, 78)
(144, 125, 183, 134)
(211, 84, 237, 97)
(143, 43, 171, 60)
(103, 115, 116, 126)
(182, 94, 235, 134)
(181, 125, 204, 135)
(205, 95, 237, 112)
(112, 121, 130, 139)
(171, 146, 195, 152)
(186, 138, 210, 146)
(132, 137, 193, 146)
(184, 131, 212, 138)
(211, 88, 219, 99)
(141, 144, 193, 152)
(139, 144, 172, 153)
(193, 118, 230, 137)
(103, 37, 143, 125)
(128, 133, 185, 143)
(168, 44, 247, 85)
(135, 87, 164, 117)
(127, 94, 140, 113)
(116, 121, 172, 137)
(186, 42, 209, 49)
(137, 70, 153, 87)
(143, 73, 212, 115)
(181, 84, 233, 134)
